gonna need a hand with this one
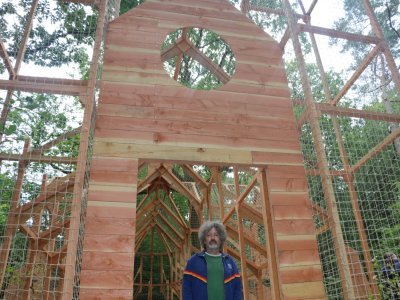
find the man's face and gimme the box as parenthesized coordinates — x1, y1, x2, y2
(205, 227, 221, 253)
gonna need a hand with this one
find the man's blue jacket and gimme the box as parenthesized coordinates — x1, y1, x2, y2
(182, 252, 242, 300)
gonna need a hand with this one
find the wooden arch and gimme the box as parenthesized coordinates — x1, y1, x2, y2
(79, 0, 325, 298)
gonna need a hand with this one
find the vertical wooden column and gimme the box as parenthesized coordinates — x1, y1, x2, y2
(79, 157, 138, 299)
(281, 1, 356, 298)
(0, 139, 30, 288)
(62, 0, 109, 297)
(258, 169, 282, 300)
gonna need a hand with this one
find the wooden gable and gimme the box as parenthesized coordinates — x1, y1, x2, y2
(79, 0, 326, 298)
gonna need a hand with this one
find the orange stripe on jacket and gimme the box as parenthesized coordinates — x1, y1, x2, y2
(224, 273, 240, 284)
(184, 270, 207, 283)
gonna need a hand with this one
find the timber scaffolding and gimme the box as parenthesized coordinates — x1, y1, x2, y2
(0, 0, 399, 299)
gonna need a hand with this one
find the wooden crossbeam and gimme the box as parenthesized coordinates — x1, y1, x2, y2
(316, 102, 400, 122)
(0, 152, 78, 164)
(226, 223, 268, 257)
(226, 247, 260, 276)
(155, 223, 181, 249)
(298, 24, 381, 44)
(15, 177, 75, 215)
(0, 76, 88, 96)
(240, 203, 263, 225)
(157, 213, 185, 242)
(352, 127, 400, 173)
(31, 127, 81, 154)
(222, 176, 258, 223)
(330, 45, 382, 105)
(0, 38, 15, 78)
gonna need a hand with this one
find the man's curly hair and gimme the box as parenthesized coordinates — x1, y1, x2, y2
(198, 220, 227, 252)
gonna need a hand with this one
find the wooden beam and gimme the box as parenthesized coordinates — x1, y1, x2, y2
(160, 165, 202, 212)
(0, 76, 88, 96)
(155, 223, 181, 249)
(315, 102, 400, 122)
(240, 203, 263, 225)
(0, 38, 15, 78)
(222, 176, 258, 224)
(226, 222, 269, 258)
(31, 127, 81, 154)
(237, 208, 250, 297)
(157, 212, 185, 241)
(60, 0, 101, 7)
(330, 45, 382, 106)
(306, 0, 318, 15)
(0, 152, 78, 164)
(0, 140, 30, 288)
(226, 247, 260, 276)
(298, 24, 381, 44)
(352, 127, 400, 173)
(258, 169, 282, 299)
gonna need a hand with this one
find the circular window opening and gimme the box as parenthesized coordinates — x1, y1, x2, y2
(161, 27, 236, 90)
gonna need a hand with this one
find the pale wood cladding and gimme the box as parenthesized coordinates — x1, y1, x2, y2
(81, 0, 325, 298)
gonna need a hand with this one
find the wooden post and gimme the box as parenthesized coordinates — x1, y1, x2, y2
(281, 1, 356, 298)
(258, 169, 282, 300)
(0, 139, 31, 288)
(61, 0, 108, 298)
(236, 208, 250, 299)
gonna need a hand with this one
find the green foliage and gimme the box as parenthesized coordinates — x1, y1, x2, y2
(119, 0, 145, 14)
(1, 92, 81, 172)
(0, 1, 95, 69)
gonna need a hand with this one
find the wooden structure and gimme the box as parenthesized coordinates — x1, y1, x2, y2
(78, 0, 325, 298)
(0, 0, 399, 299)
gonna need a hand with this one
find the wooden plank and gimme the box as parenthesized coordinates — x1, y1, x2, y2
(89, 170, 137, 184)
(86, 203, 136, 219)
(80, 289, 133, 300)
(95, 128, 301, 153)
(268, 165, 307, 178)
(274, 219, 317, 235)
(282, 281, 326, 299)
(82, 252, 135, 270)
(88, 182, 136, 203)
(93, 140, 254, 164)
(273, 205, 313, 220)
(280, 265, 323, 284)
(84, 217, 136, 235)
(82, 234, 135, 253)
(276, 234, 318, 250)
(100, 81, 292, 109)
(90, 157, 140, 173)
(267, 177, 308, 191)
(95, 115, 299, 141)
(97, 104, 296, 131)
(252, 152, 304, 166)
(80, 270, 133, 289)
(269, 192, 311, 206)
(279, 249, 321, 267)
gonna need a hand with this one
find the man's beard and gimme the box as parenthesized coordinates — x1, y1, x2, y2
(207, 241, 219, 251)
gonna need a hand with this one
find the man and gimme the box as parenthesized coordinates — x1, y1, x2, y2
(182, 220, 242, 300)
(381, 252, 400, 299)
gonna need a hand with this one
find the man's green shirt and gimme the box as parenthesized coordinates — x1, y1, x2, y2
(205, 252, 224, 300)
